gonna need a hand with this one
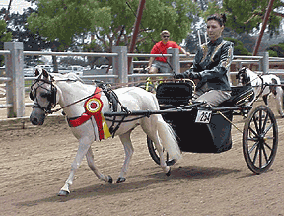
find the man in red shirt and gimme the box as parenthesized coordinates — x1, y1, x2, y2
(147, 30, 190, 74)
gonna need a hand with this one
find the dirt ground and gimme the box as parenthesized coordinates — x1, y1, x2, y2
(1, 98, 284, 216)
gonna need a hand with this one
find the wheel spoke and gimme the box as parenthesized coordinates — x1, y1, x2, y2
(259, 144, 262, 168)
(263, 141, 273, 151)
(265, 136, 275, 140)
(248, 126, 258, 137)
(262, 123, 273, 136)
(247, 137, 258, 142)
(252, 115, 260, 134)
(252, 144, 260, 164)
(248, 142, 258, 154)
(258, 110, 262, 132)
(261, 111, 269, 133)
(261, 143, 269, 164)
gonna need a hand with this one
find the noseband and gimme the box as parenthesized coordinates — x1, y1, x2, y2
(30, 76, 57, 114)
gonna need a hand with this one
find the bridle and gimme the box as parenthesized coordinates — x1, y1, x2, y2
(30, 76, 57, 114)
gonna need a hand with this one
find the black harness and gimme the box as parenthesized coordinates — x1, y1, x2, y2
(99, 83, 132, 137)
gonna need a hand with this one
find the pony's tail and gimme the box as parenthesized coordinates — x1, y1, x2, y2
(157, 120, 182, 161)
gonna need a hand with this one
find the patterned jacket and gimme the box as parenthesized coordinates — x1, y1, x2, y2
(189, 37, 234, 91)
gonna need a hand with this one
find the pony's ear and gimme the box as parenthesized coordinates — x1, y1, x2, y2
(42, 69, 49, 78)
(35, 68, 40, 76)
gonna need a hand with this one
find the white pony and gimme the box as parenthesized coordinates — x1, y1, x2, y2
(30, 69, 181, 196)
(237, 67, 284, 117)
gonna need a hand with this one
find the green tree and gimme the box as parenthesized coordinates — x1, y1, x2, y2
(202, 0, 283, 35)
(83, 39, 103, 69)
(224, 37, 251, 55)
(266, 43, 284, 57)
(27, 0, 199, 53)
(0, 19, 12, 66)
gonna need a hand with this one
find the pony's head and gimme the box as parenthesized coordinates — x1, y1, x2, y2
(236, 67, 251, 86)
(30, 68, 58, 125)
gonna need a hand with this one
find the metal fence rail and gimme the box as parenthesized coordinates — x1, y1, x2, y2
(1, 42, 284, 118)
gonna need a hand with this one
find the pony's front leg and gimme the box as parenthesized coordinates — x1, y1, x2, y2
(58, 138, 92, 196)
(117, 131, 134, 183)
(86, 146, 113, 183)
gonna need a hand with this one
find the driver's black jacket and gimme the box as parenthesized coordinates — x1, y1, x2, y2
(186, 37, 234, 91)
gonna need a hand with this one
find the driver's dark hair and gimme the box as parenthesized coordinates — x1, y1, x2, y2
(207, 13, 227, 26)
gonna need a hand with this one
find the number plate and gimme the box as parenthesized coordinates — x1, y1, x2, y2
(195, 110, 212, 124)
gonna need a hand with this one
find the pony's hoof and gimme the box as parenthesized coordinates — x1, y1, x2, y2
(58, 190, 69, 196)
(166, 167, 171, 177)
(107, 175, 113, 184)
(116, 177, 126, 183)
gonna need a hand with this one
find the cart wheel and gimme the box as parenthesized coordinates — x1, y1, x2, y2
(147, 136, 176, 166)
(136, 83, 156, 94)
(243, 105, 278, 174)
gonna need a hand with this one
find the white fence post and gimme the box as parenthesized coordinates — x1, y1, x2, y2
(112, 46, 128, 84)
(259, 51, 269, 74)
(4, 42, 25, 118)
(167, 48, 180, 74)
(262, 51, 269, 74)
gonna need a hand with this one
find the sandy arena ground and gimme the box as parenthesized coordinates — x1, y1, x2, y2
(0, 96, 284, 216)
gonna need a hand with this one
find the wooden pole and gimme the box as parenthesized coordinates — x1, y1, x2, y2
(4, 0, 13, 21)
(127, 0, 146, 72)
(252, 0, 275, 56)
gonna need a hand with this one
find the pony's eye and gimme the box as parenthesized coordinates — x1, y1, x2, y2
(40, 93, 49, 98)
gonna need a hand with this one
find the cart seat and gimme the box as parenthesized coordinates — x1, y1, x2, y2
(156, 83, 254, 107)
(156, 82, 193, 106)
(219, 86, 254, 107)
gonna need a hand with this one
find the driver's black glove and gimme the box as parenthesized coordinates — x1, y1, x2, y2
(174, 70, 201, 80)
(187, 71, 201, 80)
(174, 73, 186, 79)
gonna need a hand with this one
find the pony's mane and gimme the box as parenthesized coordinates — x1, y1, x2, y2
(52, 72, 84, 83)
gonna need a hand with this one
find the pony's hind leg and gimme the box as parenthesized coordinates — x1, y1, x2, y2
(147, 132, 171, 174)
(141, 115, 181, 176)
(141, 120, 171, 175)
(86, 146, 113, 183)
(117, 131, 134, 183)
(275, 87, 284, 117)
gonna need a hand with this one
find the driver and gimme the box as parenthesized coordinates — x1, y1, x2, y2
(175, 13, 234, 107)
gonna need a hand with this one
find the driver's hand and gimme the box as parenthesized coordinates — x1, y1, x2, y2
(174, 73, 186, 79)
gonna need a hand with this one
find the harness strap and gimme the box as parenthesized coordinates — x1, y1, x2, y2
(103, 88, 118, 135)
(67, 113, 91, 127)
(109, 115, 127, 138)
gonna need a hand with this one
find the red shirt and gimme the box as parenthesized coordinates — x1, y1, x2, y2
(150, 41, 181, 63)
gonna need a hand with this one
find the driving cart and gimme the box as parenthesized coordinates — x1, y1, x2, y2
(105, 80, 278, 174)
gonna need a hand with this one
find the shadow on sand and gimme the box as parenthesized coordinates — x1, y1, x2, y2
(16, 165, 241, 206)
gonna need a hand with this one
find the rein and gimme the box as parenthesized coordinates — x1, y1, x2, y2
(51, 90, 102, 114)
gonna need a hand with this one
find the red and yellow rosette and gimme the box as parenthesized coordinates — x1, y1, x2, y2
(84, 90, 111, 140)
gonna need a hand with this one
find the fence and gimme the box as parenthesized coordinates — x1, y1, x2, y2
(0, 42, 284, 118)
